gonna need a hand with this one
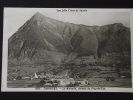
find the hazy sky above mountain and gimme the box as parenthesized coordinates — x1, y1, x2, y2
(4, 8, 130, 38)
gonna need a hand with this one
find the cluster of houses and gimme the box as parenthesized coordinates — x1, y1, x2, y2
(9, 72, 89, 86)
(34, 72, 89, 87)
(8, 72, 89, 87)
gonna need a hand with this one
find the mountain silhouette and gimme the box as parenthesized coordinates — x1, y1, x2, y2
(8, 12, 131, 65)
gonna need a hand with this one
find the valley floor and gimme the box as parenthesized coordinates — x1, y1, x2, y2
(7, 78, 132, 88)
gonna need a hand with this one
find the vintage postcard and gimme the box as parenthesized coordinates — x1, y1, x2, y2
(1, 8, 133, 92)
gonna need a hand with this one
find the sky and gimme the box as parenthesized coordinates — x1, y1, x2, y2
(4, 8, 130, 38)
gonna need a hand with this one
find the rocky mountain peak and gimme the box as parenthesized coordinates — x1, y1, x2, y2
(34, 12, 44, 17)
(32, 12, 47, 21)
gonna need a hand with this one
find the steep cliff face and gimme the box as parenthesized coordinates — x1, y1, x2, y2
(8, 12, 131, 65)
(71, 27, 98, 58)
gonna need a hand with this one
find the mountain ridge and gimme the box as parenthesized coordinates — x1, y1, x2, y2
(8, 12, 131, 65)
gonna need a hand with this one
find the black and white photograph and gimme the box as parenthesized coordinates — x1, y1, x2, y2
(1, 8, 133, 92)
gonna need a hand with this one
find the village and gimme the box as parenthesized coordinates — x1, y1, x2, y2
(8, 70, 90, 88)
(7, 65, 131, 88)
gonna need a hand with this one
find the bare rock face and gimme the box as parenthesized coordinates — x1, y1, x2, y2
(71, 27, 98, 58)
(8, 12, 131, 65)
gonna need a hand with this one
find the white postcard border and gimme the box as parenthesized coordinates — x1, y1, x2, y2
(1, 8, 133, 92)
